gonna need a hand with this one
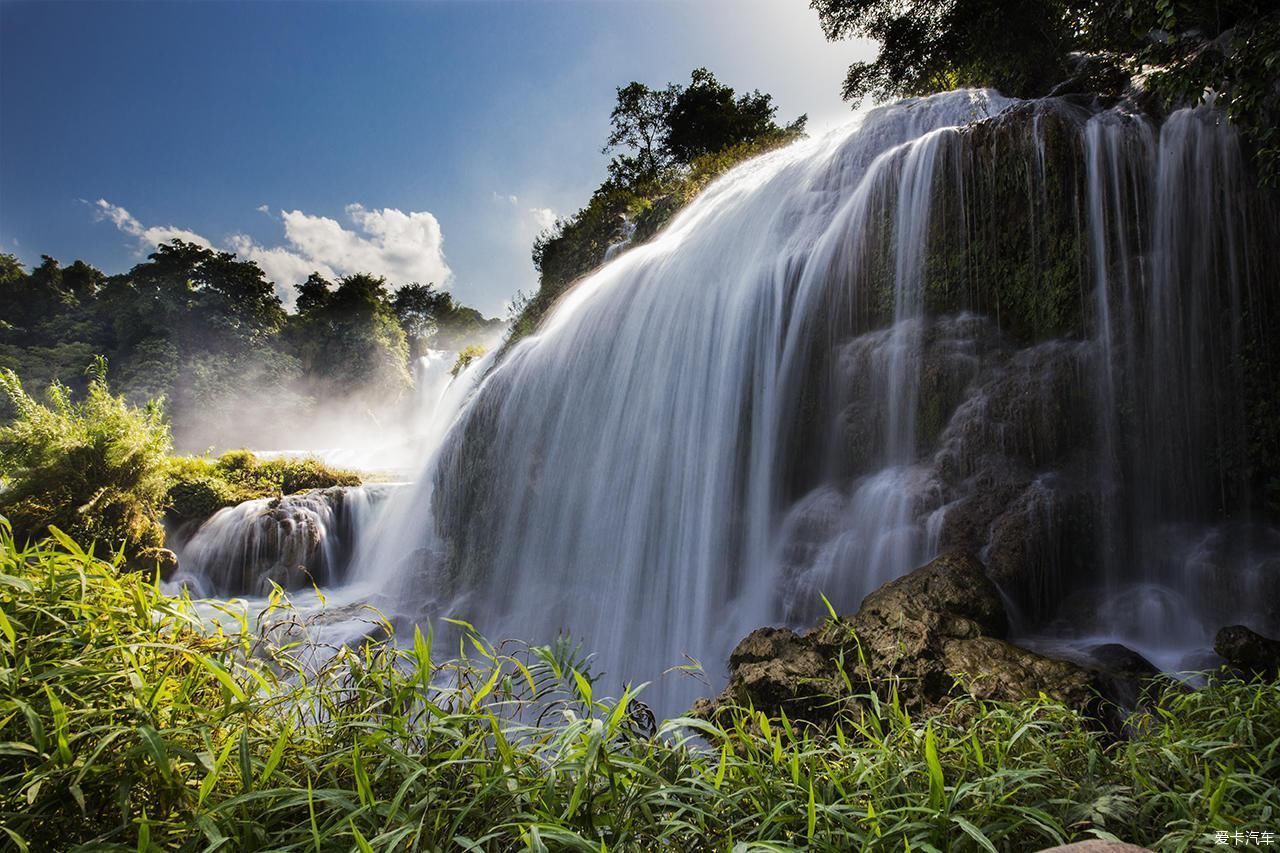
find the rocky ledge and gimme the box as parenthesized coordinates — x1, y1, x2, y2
(693, 552, 1160, 728)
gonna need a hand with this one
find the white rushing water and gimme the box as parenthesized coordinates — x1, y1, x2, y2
(172, 89, 1277, 712)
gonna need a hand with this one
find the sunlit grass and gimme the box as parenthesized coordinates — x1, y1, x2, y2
(1, 519, 1277, 851)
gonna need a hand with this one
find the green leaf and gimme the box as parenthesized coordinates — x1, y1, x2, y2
(952, 816, 996, 852)
(137, 725, 171, 783)
(0, 604, 15, 647)
(925, 723, 945, 811)
(807, 779, 816, 841)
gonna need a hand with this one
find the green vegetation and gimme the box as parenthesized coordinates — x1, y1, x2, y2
(0, 358, 170, 568)
(0, 243, 501, 451)
(2, 523, 1276, 850)
(450, 344, 487, 378)
(0, 361, 359, 565)
(812, 0, 1280, 184)
(164, 450, 361, 523)
(510, 68, 808, 343)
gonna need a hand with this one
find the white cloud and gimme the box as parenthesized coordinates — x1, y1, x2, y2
(256, 204, 270, 214)
(528, 207, 557, 232)
(95, 199, 214, 250)
(95, 199, 453, 307)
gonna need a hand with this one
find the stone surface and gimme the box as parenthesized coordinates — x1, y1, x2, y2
(941, 636, 1094, 708)
(1215, 624, 1280, 678)
(133, 546, 179, 579)
(698, 552, 1102, 724)
(1082, 643, 1161, 711)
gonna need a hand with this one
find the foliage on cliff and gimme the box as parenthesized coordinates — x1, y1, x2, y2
(508, 68, 808, 343)
(1, 524, 1277, 851)
(812, 0, 1280, 184)
(163, 449, 361, 523)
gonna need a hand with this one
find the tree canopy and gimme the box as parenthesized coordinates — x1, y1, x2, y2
(0, 246, 501, 450)
(811, 0, 1280, 182)
(602, 68, 807, 189)
(515, 68, 808, 343)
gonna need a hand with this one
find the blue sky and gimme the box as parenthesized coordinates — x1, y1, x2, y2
(0, 0, 869, 315)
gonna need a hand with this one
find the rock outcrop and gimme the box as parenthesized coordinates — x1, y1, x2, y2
(696, 552, 1107, 724)
(1215, 625, 1280, 679)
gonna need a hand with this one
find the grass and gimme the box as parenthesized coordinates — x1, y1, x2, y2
(1, 520, 1277, 851)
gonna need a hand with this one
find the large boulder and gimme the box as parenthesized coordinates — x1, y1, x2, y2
(697, 552, 1103, 724)
(1215, 625, 1280, 679)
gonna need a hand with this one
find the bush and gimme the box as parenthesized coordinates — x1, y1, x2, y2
(2, 524, 1277, 851)
(0, 358, 170, 564)
(450, 344, 487, 377)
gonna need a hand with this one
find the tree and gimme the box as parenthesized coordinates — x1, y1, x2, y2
(604, 81, 680, 187)
(295, 272, 333, 316)
(603, 69, 808, 187)
(664, 68, 807, 164)
(288, 272, 411, 399)
(392, 282, 449, 341)
(810, 0, 1075, 101)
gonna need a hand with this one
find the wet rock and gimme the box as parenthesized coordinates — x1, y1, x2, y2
(984, 475, 1098, 623)
(847, 550, 1009, 640)
(1214, 625, 1280, 678)
(698, 552, 1099, 724)
(1083, 642, 1161, 709)
(941, 636, 1094, 708)
(717, 627, 840, 718)
(934, 482, 1027, 556)
(132, 546, 179, 579)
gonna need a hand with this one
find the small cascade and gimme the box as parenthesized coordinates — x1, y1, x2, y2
(168, 486, 388, 598)
(603, 218, 637, 262)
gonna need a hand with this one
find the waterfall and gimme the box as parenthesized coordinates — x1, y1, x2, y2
(385, 91, 1033, 705)
(380, 89, 1276, 709)
(173, 88, 1277, 713)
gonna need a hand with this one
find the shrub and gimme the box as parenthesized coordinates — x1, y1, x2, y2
(451, 344, 487, 377)
(0, 358, 170, 564)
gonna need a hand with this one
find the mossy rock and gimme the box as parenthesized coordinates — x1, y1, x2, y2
(167, 476, 240, 521)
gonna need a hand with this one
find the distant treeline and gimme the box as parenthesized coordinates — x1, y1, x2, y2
(0, 243, 502, 449)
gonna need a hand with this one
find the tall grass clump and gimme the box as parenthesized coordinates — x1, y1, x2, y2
(1, 521, 1277, 851)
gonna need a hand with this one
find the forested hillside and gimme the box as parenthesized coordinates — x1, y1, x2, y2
(0, 244, 501, 450)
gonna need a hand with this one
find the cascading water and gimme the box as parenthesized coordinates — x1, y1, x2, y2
(166, 486, 385, 598)
(385, 89, 1275, 710)
(176, 88, 1278, 712)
